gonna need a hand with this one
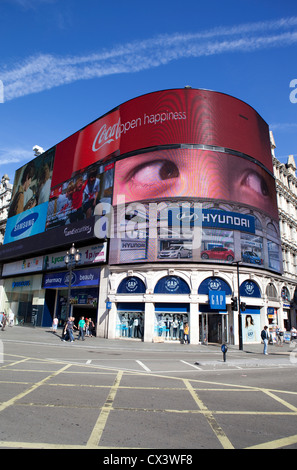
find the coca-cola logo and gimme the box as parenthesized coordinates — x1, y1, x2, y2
(92, 118, 121, 153)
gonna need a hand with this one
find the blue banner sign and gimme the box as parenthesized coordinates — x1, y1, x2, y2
(4, 202, 48, 244)
(117, 276, 146, 294)
(154, 276, 191, 294)
(169, 208, 255, 234)
(240, 280, 261, 298)
(198, 277, 232, 295)
(43, 267, 100, 289)
(209, 290, 226, 309)
(202, 209, 255, 233)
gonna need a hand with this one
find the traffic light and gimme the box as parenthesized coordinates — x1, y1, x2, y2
(240, 302, 246, 312)
(231, 296, 238, 311)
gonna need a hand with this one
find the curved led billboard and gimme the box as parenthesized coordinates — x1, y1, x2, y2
(3, 88, 282, 273)
(51, 88, 273, 187)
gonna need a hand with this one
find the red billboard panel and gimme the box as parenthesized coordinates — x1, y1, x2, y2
(50, 89, 273, 189)
(73, 109, 120, 174)
(51, 132, 79, 187)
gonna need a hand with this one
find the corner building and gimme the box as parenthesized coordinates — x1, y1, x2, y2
(0, 88, 289, 345)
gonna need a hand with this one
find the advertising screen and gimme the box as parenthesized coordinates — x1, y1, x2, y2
(109, 146, 281, 271)
(113, 148, 278, 219)
(46, 88, 273, 189)
(4, 148, 55, 244)
(3, 88, 281, 274)
(46, 161, 114, 230)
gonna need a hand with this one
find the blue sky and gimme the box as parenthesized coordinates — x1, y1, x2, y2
(0, 0, 297, 183)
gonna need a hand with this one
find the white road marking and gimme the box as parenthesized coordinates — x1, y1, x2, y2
(136, 360, 151, 372)
(181, 360, 202, 370)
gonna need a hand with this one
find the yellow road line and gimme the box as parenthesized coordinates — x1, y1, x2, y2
(87, 370, 123, 448)
(0, 441, 141, 449)
(183, 379, 234, 449)
(0, 363, 71, 413)
(0, 357, 30, 369)
(246, 433, 297, 449)
(262, 389, 297, 412)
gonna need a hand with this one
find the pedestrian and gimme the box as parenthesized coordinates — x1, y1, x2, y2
(52, 317, 58, 334)
(184, 322, 190, 344)
(89, 318, 95, 337)
(0, 312, 3, 329)
(291, 326, 297, 341)
(276, 325, 282, 345)
(78, 316, 85, 341)
(8, 309, 14, 327)
(63, 317, 75, 342)
(62, 320, 68, 341)
(85, 318, 90, 337)
(261, 325, 269, 355)
(1, 313, 7, 331)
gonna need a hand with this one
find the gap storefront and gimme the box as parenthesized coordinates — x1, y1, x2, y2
(111, 272, 264, 345)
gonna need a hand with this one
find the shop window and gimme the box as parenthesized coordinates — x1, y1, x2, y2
(155, 314, 188, 342)
(5, 292, 33, 324)
(116, 312, 144, 339)
(266, 283, 278, 300)
(281, 286, 290, 302)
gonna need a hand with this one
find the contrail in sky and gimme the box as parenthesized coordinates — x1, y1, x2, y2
(1, 16, 297, 101)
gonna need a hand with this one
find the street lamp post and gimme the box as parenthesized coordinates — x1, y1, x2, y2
(236, 261, 243, 351)
(232, 260, 243, 351)
(64, 243, 80, 322)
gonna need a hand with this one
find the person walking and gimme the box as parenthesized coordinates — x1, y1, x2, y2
(52, 317, 58, 334)
(1, 313, 7, 331)
(184, 322, 190, 344)
(261, 325, 269, 355)
(8, 309, 14, 327)
(63, 317, 75, 342)
(78, 316, 85, 341)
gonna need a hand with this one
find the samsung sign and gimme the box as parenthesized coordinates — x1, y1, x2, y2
(4, 203, 48, 244)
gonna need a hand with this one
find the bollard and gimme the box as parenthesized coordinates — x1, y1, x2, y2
(221, 344, 228, 362)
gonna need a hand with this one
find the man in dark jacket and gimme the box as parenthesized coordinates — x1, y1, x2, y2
(261, 326, 269, 355)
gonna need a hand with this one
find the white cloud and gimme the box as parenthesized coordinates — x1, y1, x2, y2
(270, 123, 297, 131)
(4, 0, 56, 8)
(0, 147, 32, 165)
(1, 16, 297, 101)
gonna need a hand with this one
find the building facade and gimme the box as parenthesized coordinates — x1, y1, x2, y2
(271, 131, 297, 331)
(0, 88, 294, 345)
(0, 174, 12, 245)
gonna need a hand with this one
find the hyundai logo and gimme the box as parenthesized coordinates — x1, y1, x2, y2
(176, 212, 199, 221)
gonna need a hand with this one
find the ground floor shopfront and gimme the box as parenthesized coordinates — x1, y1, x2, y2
(1, 265, 297, 346)
(108, 300, 264, 345)
(103, 266, 297, 345)
(0, 267, 101, 329)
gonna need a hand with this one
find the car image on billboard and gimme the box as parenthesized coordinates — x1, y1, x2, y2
(242, 250, 263, 265)
(201, 246, 235, 261)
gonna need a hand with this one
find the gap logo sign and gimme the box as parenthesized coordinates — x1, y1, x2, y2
(209, 290, 226, 310)
(4, 203, 48, 244)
